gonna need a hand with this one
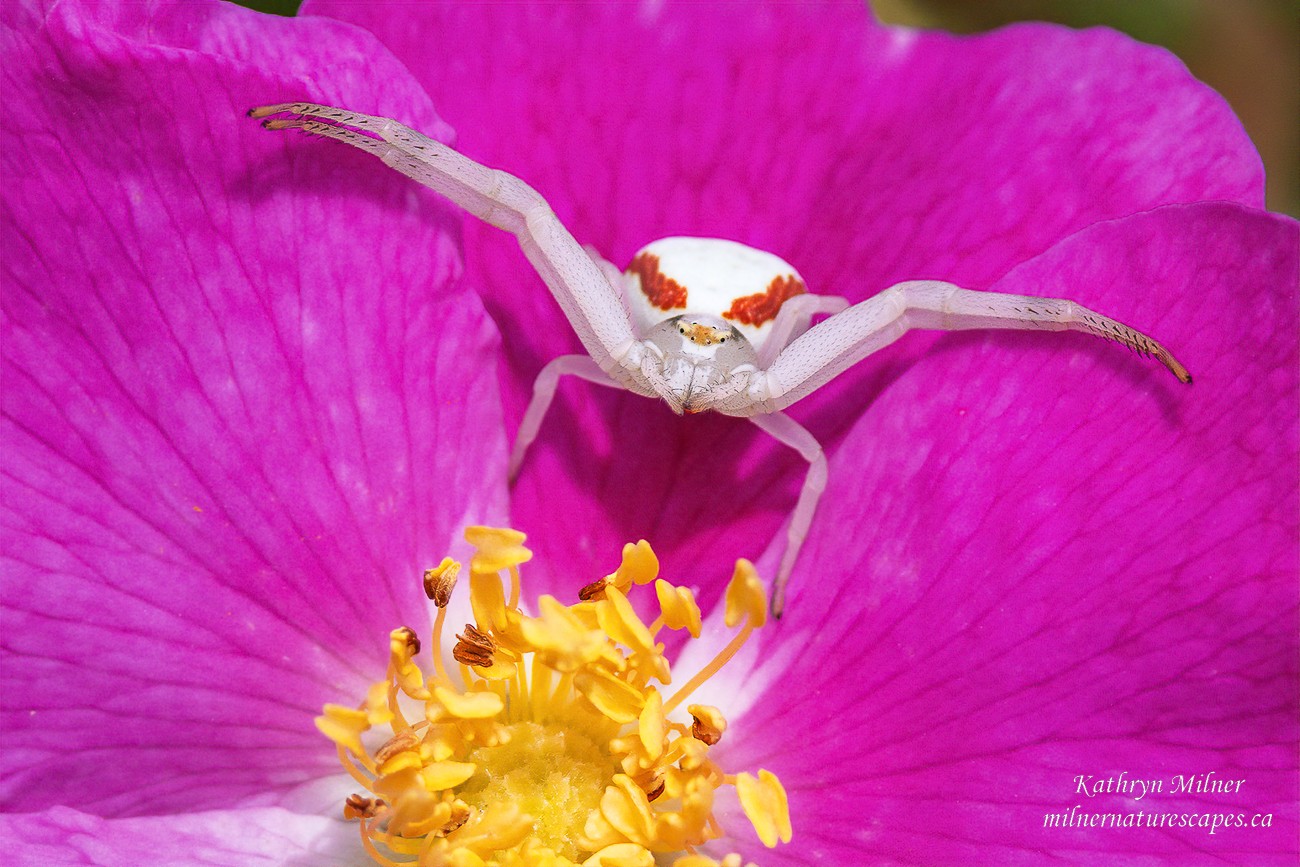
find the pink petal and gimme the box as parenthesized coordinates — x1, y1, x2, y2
(721, 204, 1299, 865)
(2, 0, 505, 815)
(0, 805, 359, 867)
(303, 0, 1265, 611)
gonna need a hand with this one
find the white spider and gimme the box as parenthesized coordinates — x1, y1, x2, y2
(250, 103, 1191, 617)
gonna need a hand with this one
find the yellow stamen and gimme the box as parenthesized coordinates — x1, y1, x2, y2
(724, 559, 767, 629)
(357, 817, 394, 866)
(613, 539, 659, 588)
(736, 770, 792, 847)
(586, 843, 656, 866)
(465, 525, 532, 572)
(579, 539, 659, 602)
(430, 602, 451, 685)
(596, 586, 655, 656)
(469, 569, 510, 634)
(663, 561, 765, 715)
(662, 621, 752, 716)
(507, 565, 522, 610)
(319, 526, 790, 866)
(656, 578, 702, 638)
(671, 855, 756, 867)
(337, 743, 374, 787)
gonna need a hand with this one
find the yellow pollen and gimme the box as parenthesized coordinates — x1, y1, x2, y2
(461, 721, 613, 859)
(316, 526, 792, 867)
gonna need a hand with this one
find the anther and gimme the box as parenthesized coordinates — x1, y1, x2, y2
(452, 623, 496, 668)
(438, 800, 472, 837)
(578, 577, 609, 601)
(343, 793, 385, 820)
(393, 625, 421, 657)
(631, 767, 666, 802)
(689, 704, 727, 746)
(374, 729, 422, 765)
(423, 557, 461, 607)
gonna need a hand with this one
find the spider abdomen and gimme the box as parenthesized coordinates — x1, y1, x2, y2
(624, 237, 811, 354)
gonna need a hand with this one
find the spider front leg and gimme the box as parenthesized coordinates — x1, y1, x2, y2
(249, 102, 639, 376)
(763, 279, 1191, 411)
(737, 279, 1188, 613)
(583, 244, 629, 302)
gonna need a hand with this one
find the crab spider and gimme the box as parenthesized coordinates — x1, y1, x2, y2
(250, 102, 1191, 617)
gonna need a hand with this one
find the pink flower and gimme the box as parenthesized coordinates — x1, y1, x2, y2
(2, 1, 1295, 864)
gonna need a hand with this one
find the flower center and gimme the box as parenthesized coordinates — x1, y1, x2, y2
(316, 526, 791, 867)
(460, 721, 613, 859)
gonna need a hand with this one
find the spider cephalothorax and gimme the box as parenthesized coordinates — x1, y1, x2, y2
(251, 103, 1190, 616)
(636, 312, 756, 415)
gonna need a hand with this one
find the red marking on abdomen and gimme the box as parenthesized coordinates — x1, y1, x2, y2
(629, 252, 688, 311)
(724, 275, 806, 326)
